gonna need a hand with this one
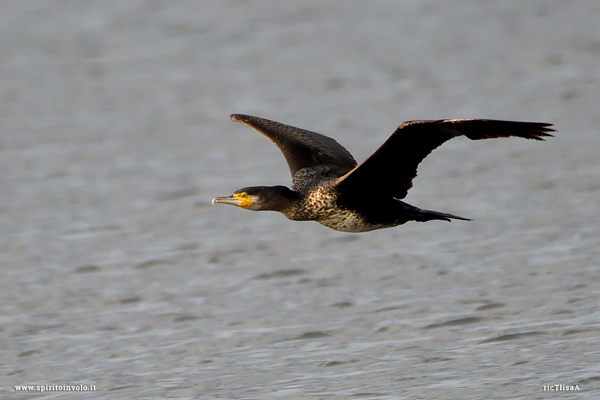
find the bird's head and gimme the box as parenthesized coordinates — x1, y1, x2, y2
(212, 186, 300, 212)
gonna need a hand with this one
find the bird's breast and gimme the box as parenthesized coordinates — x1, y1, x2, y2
(285, 188, 383, 232)
(285, 189, 337, 220)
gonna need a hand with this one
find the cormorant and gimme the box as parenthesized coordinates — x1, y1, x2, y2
(212, 114, 553, 232)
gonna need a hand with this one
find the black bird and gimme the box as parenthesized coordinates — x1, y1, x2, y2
(212, 114, 553, 232)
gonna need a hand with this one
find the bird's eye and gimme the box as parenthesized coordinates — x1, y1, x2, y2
(240, 193, 247, 198)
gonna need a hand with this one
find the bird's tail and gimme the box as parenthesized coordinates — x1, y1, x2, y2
(413, 208, 472, 222)
(399, 201, 471, 222)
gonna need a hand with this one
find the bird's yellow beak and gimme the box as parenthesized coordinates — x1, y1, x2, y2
(212, 192, 253, 209)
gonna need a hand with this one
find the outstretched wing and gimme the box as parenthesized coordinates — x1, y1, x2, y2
(230, 114, 357, 180)
(336, 119, 554, 199)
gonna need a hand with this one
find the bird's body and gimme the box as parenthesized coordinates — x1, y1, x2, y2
(277, 179, 458, 232)
(279, 179, 381, 232)
(212, 114, 553, 232)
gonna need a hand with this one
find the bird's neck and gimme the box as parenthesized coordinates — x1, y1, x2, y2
(270, 187, 304, 213)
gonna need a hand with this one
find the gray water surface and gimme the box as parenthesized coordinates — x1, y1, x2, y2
(2, 1, 600, 399)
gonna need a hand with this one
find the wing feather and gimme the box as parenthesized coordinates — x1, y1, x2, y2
(336, 119, 554, 199)
(231, 114, 357, 179)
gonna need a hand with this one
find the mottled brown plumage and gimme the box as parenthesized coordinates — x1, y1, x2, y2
(212, 114, 553, 232)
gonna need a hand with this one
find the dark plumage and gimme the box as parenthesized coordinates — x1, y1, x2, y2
(212, 114, 553, 232)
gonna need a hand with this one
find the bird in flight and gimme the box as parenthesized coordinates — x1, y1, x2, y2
(212, 114, 553, 232)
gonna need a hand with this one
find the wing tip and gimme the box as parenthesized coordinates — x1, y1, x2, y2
(528, 123, 555, 140)
(230, 113, 247, 123)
